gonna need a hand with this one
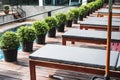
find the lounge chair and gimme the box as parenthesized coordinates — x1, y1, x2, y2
(80, 20, 120, 30)
(106, 5, 120, 10)
(97, 8, 120, 17)
(29, 44, 120, 80)
(62, 29, 120, 45)
(84, 16, 120, 22)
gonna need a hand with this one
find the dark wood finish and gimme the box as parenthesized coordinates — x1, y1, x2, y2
(29, 60, 120, 80)
(80, 25, 119, 31)
(62, 36, 106, 45)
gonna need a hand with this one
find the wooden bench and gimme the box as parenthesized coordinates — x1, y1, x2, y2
(97, 8, 120, 17)
(80, 21, 120, 30)
(106, 5, 120, 10)
(29, 44, 120, 80)
(85, 17, 120, 22)
(62, 29, 120, 45)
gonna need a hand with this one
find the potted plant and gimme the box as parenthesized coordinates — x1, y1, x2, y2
(44, 17, 57, 37)
(32, 20, 49, 44)
(66, 11, 74, 27)
(78, 7, 86, 21)
(17, 26, 36, 52)
(0, 31, 20, 62)
(3, 5, 9, 14)
(55, 13, 66, 32)
(69, 8, 79, 24)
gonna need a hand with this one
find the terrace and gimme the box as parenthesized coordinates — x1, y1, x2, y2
(0, 0, 120, 80)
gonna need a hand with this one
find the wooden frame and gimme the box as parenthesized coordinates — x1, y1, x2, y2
(62, 36, 106, 45)
(29, 59, 120, 80)
(80, 25, 119, 31)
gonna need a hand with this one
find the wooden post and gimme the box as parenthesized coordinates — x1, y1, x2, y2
(105, 0, 112, 80)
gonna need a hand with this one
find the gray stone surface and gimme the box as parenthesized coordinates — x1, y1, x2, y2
(97, 8, 120, 14)
(62, 29, 120, 42)
(80, 20, 120, 27)
(30, 44, 119, 70)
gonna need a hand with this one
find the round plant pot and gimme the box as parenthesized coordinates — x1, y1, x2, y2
(73, 19, 78, 24)
(57, 23, 65, 32)
(36, 34, 46, 44)
(3, 49, 18, 62)
(79, 16, 83, 21)
(4, 10, 9, 14)
(66, 20, 72, 27)
(48, 27, 56, 37)
(21, 41, 33, 52)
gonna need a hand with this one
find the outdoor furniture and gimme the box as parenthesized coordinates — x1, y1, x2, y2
(106, 5, 120, 9)
(85, 16, 120, 22)
(62, 29, 120, 45)
(29, 44, 120, 80)
(80, 20, 120, 30)
(97, 8, 120, 17)
(116, 54, 120, 70)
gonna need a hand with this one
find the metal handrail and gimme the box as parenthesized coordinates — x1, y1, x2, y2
(0, 6, 69, 26)
(0, 0, 88, 26)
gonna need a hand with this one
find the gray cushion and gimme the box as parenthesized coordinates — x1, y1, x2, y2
(97, 8, 120, 14)
(62, 29, 120, 42)
(85, 17, 120, 22)
(80, 20, 120, 27)
(29, 44, 119, 70)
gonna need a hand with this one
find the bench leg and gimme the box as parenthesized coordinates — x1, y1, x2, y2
(29, 60, 36, 80)
(71, 41, 75, 44)
(62, 38, 66, 45)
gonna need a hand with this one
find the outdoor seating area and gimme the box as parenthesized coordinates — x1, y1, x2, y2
(0, 0, 120, 80)
(29, 1, 120, 80)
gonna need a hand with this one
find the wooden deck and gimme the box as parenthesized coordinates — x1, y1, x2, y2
(0, 22, 120, 80)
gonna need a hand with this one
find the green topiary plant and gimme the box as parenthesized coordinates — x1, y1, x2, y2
(0, 31, 20, 62)
(32, 20, 49, 44)
(44, 17, 57, 30)
(55, 13, 66, 25)
(17, 26, 36, 42)
(66, 11, 74, 27)
(17, 26, 36, 52)
(66, 11, 74, 21)
(55, 13, 66, 32)
(44, 16, 58, 37)
(69, 8, 79, 20)
(32, 20, 49, 36)
(0, 31, 19, 50)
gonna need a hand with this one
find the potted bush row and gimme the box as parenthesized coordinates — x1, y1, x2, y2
(55, 13, 66, 32)
(66, 11, 74, 27)
(0, 31, 20, 62)
(17, 26, 36, 52)
(44, 17, 57, 37)
(32, 20, 49, 44)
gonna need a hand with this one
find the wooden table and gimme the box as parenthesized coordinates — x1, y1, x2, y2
(62, 29, 120, 45)
(80, 21, 120, 30)
(29, 44, 120, 80)
(97, 8, 120, 17)
(85, 17, 120, 22)
(106, 5, 120, 10)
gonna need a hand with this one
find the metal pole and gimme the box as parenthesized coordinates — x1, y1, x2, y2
(104, 0, 112, 80)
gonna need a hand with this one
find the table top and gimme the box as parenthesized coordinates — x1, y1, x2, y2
(97, 8, 120, 14)
(62, 29, 120, 42)
(106, 5, 120, 8)
(80, 20, 120, 27)
(30, 44, 119, 69)
(85, 17, 120, 22)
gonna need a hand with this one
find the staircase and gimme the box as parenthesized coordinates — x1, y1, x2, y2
(13, 6, 26, 22)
